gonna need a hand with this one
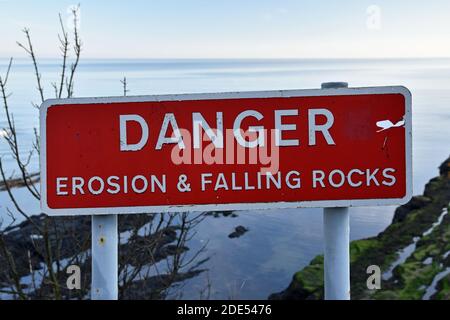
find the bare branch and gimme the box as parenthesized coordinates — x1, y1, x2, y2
(0, 234, 28, 299)
(51, 83, 58, 98)
(0, 158, 42, 233)
(0, 58, 13, 86)
(17, 28, 45, 103)
(67, 5, 82, 97)
(57, 13, 69, 98)
(33, 127, 40, 155)
(0, 63, 40, 199)
(120, 77, 129, 96)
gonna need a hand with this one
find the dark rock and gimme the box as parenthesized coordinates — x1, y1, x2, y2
(439, 155, 450, 177)
(228, 225, 248, 238)
(392, 196, 432, 223)
(205, 211, 237, 218)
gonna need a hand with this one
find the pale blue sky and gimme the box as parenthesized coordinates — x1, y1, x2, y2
(1, 0, 450, 58)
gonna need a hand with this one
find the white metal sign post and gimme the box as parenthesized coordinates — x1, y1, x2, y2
(321, 82, 351, 300)
(324, 206, 350, 299)
(91, 215, 118, 300)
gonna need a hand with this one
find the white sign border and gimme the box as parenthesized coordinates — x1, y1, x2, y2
(40, 86, 412, 216)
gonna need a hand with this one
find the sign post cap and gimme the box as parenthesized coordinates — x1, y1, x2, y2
(321, 82, 349, 89)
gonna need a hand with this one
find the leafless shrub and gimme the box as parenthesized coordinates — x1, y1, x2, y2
(0, 8, 210, 300)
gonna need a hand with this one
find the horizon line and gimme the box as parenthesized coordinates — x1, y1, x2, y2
(1, 56, 450, 61)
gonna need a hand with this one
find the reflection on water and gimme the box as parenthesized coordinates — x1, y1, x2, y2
(182, 207, 394, 299)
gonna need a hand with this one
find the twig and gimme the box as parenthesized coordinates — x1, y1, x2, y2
(17, 29, 45, 103)
(66, 5, 82, 97)
(120, 77, 129, 96)
(0, 57, 13, 86)
(0, 234, 27, 299)
(0, 157, 42, 233)
(57, 13, 69, 98)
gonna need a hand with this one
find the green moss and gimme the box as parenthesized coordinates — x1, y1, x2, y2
(413, 243, 439, 261)
(350, 239, 380, 263)
(294, 255, 324, 293)
(395, 262, 441, 299)
(433, 275, 450, 300)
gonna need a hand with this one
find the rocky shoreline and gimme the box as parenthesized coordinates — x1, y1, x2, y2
(270, 155, 450, 300)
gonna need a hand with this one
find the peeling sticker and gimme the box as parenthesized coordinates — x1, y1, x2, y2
(376, 118, 405, 132)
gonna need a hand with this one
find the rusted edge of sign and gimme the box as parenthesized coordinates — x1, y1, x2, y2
(39, 86, 412, 215)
